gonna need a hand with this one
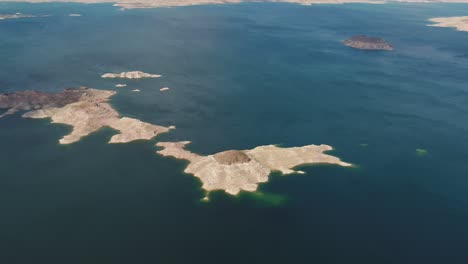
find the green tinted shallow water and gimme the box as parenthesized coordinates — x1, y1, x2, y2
(1, 2, 468, 263)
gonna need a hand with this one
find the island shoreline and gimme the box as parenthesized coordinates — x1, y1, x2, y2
(2, 0, 468, 10)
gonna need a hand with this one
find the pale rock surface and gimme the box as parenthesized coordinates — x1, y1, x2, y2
(102, 71, 161, 79)
(428, 16, 468, 32)
(1, 87, 174, 144)
(156, 141, 352, 196)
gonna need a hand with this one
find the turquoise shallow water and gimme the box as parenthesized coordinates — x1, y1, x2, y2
(1, 2, 468, 263)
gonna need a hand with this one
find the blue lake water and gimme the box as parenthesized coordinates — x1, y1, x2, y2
(1, 2, 468, 263)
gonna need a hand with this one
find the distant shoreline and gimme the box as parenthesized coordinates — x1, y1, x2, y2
(3, 0, 468, 9)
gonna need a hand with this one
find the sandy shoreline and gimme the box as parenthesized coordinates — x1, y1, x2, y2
(156, 141, 352, 196)
(428, 16, 468, 32)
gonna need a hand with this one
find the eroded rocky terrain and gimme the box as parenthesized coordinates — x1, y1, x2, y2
(156, 141, 352, 196)
(0, 87, 174, 144)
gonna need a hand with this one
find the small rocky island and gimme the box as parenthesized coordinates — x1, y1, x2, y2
(0, 87, 174, 144)
(0, 13, 35, 20)
(156, 141, 352, 197)
(102, 71, 161, 79)
(343, 35, 393, 50)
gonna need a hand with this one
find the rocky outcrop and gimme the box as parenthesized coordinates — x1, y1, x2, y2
(213, 150, 251, 165)
(110, 0, 447, 9)
(428, 16, 468, 32)
(102, 71, 161, 79)
(156, 141, 352, 196)
(343, 35, 393, 50)
(0, 87, 175, 144)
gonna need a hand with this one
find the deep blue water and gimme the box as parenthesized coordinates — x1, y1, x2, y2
(1, 2, 468, 263)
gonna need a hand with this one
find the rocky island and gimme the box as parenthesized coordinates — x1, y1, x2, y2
(156, 141, 352, 197)
(0, 87, 174, 144)
(428, 16, 468, 32)
(102, 71, 161, 79)
(343, 35, 394, 50)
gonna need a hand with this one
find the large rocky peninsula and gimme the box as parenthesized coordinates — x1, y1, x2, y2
(102, 71, 161, 79)
(5, 0, 468, 9)
(156, 141, 352, 196)
(0, 87, 174, 144)
(428, 16, 468, 32)
(343, 35, 394, 50)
